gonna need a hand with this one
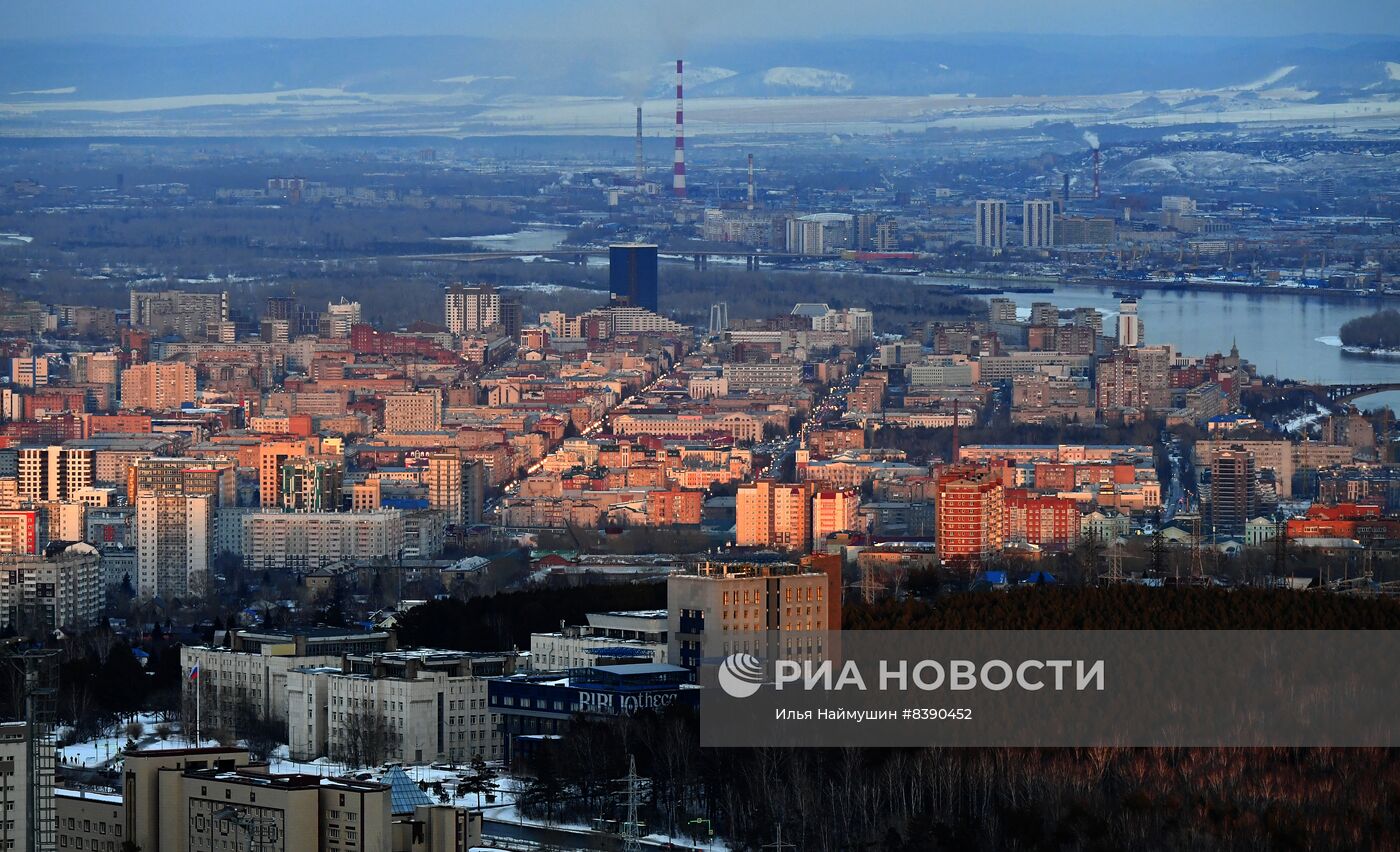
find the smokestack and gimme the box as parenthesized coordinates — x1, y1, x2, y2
(747, 153, 755, 211)
(1092, 148, 1101, 200)
(634, 106, 644, 186)
(673, 59, 686, 198)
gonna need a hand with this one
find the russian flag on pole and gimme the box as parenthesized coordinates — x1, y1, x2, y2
(189, 663, 200, 681)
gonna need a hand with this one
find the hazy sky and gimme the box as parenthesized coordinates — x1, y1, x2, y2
(4, 0, 1400, 40)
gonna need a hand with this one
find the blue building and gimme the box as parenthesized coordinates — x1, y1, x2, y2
(608, 243, 659, 312)
(488, 663, 697, 765)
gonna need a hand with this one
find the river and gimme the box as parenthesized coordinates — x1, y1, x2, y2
(920, 278, 1400, 391)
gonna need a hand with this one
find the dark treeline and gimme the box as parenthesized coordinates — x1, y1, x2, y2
(845, 585, 1400, 630)
(395, 582, 666, 651)
(539, 714, 1400, 851)
(0, 629, 185, 743)
(1339, 308, 1400, 350)
(519, 587, 1400, 851)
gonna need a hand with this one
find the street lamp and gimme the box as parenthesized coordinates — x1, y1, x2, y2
(687, 817, 715, 851)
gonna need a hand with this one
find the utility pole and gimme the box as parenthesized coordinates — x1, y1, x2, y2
(620, 754, 644, 852)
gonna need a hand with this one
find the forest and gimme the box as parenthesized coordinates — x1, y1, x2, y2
(1339, 308, 1400, 350)
(515, 586, 1400, 851)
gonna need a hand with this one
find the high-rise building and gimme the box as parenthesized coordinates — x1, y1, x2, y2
(874, 217, 899, 251)
(812, 488, 860, 548)
(1023, 199, 1055, 248)
(1117, 298, 1142, 347)
(0, 541, 103, 631)
(1072, 307, 1103, 335)
(974, 200, 1007, 249)
(320, 298, 361, 338)
(129, 289, 229, 339)
(264, 295, 296, 321)
(383, 390, 442, 432)
(736, 480, 814, 552)
(279, 457, 344, 512)
(609, 244, 659, 312)
(444, 284, 502, 335)
(667, 562, 839, 669)
(0, 722, 40, 852)
(987, 297, 1018, 324)
(131, 456, 236, 506)
(424, 453, 485, 527)
(258, 439, 313, 508)
(935, 464, 1006, 562)
(70, 351, 121, 388)
(136, 493, 213, 599)
(119, 361, 197, 411)
(239, 509, 404, 571)
(9, 355, 48, 388)
(17, 446, 95, 504)
(1029, 301, 1060, 327)
(0, 510, 41, 555)
(1210, 447, 1257, 535)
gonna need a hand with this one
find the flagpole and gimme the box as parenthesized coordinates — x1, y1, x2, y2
(195, 668, 201, 746)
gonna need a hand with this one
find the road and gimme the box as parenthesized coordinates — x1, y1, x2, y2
(484, 818, 690, 851)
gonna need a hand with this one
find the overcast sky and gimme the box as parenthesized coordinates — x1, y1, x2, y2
(4, 0, 1399, 40)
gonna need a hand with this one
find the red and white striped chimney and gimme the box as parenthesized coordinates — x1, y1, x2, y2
(673, 59, 686, 198)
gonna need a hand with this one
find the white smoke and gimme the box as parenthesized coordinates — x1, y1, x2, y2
(1083, 130, 1100, 150)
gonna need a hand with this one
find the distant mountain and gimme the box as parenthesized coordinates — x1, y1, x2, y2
(2, 33, 1399, 102)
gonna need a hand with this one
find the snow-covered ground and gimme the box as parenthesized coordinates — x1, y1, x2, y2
(57, 726, 726, 849)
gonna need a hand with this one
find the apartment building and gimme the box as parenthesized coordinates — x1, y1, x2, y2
(384, 390, 443, 433)
(736, 480, 815, 552)
(182, 628, 394, 738)
(237, 509, 405, 571)
(119, 361, 198, 410)
(17, 446, 95, 504)
(935, 464, 1006, 562)
(668, 562, 840, 669)
(0, 541, 103, 631)
(286, 650, 518, 765)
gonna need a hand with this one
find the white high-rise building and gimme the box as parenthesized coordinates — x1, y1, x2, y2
(1023, 199, 1055, 248)
(1117, 298, 1142, 347)
(136, 493, 213, 600)
(975, 200, 1007, 249)
(17, 446, 95, 504)
(444, 284, 501, 335)
(321, 299, 361, 338)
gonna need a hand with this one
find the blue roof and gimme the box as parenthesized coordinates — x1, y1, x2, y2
(583, 647, 654, 658)
(382, 767, 435, 814)
(977, 570, 1009, 585)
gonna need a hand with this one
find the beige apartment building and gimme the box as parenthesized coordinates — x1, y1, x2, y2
(611, 412, 764, 443)
(102, 745, 479, 852)
(18, 446, 95, 504)
(182, 628, 395, 739)
(383, 390, 442, 432)
(668, 562, 838, 669)
(238, 509, 404, 571)
(119, 361, 198, 410)
(736, 480, 814, 552)
(287, 650, 518, 766)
